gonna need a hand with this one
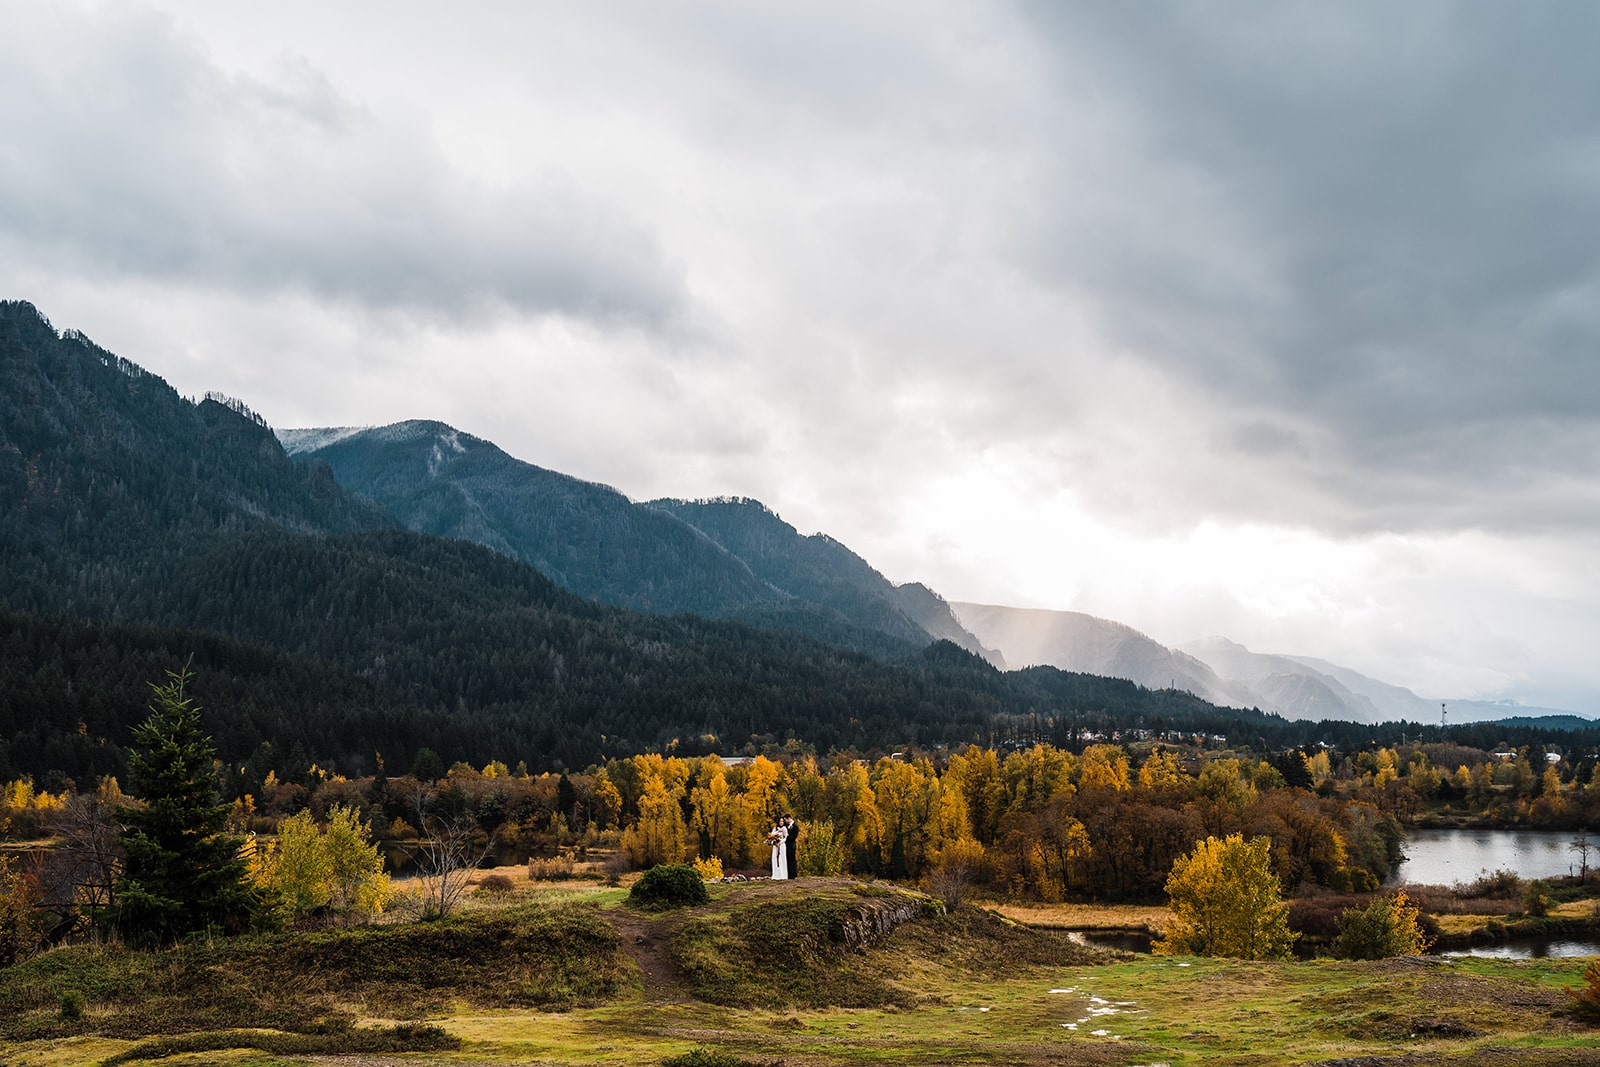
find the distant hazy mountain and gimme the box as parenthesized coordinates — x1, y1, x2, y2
(950, 603, 1591, 725)
(650, 498, 999, 663)
(892, 583, 1007, 669)
(951, 603, 1237, 706)
(1179, 637, 1384, 723)
(1181, 637, 1586, 726)
(1273, 650, 1440, 721)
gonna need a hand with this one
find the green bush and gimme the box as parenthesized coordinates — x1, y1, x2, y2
(629, 865, 709, 910)
(1523, 879, 1553, 918)
(1331, 891, 1433, 959)
(59, 989, 84, 1020)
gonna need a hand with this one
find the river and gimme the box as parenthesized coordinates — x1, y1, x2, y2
(1392, 828, 1588, 887)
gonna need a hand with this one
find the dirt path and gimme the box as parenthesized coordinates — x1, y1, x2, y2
(608, 908, 689, 1001)
(607, 877, 852, 1002)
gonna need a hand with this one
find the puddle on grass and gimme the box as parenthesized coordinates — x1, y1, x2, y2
(1047, 983, 1139, 1039)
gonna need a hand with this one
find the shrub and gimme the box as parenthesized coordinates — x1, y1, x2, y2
(1331, 890, 1434, 959)
(692, 856, 724, 881)
(100, 1022, 460, 1064)
(1458, 868, 1521, 899)
(662, 1049, 781, 1067)
(59, 990, 84, 1021)
(528, 855, 576, 881)
(476, 874, 515, 895)
(1523, 879, 1553, 918)
(796, 819, 846, 877)
(1567, 959, 1600, 1023)
(924, 839, 986, 910)
(0, 853, 43, 967)
(630, 864, 709, 910)
(603, 849, 632, 886)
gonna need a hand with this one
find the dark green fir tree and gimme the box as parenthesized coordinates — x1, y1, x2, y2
(107, 665, 266, 945)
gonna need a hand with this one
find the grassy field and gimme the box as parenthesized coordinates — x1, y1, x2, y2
(3, 874, 1599, 1066)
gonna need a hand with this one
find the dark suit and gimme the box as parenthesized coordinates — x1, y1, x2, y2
(784, 819, 799, 878)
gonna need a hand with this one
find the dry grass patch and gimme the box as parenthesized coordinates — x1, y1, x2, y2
(985, 902, 1171, 935)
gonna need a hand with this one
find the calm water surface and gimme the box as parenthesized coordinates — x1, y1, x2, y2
(1441, 938, 1600, 959)
(1392, 828, 1586, 886)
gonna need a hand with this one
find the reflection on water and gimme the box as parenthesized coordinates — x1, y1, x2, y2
(1082, 928, 1599, 961)
(1443, 938, 1600, 960)
(1081, 931, 1154, 954)
(1393, 828, 1582, 886)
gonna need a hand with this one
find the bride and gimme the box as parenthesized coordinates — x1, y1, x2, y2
(767, 818, 788, 879)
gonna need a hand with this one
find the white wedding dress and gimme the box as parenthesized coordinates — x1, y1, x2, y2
(769, 824, 788, 879)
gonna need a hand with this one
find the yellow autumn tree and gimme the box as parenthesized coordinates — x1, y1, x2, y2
(1155, 834, 1296, 960)
(785, 755, 827, 823)
(736, 755, 785, 864)
(872, 757, 939, 877)
(592, 774, 623, 830)
(822, 759, 881, 870)
(1001, 744, 1076, 815)
(689, 765, 738, 862)
(1138, 748, 1191, 791)
(322, 804, 390, 919)
(944, 745, 1005, 845)
(259, 810, 332, 918)
(622, 775, 687, 868)
(1077, 744, 1131, 792)
(256, 805, 389, 923)
(927, 776, 974, 863)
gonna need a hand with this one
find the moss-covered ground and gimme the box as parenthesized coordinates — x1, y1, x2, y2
(3, 876, 1598, 1066)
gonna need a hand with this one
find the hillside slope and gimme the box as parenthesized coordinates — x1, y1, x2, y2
(280, 421, 784, 618)
(0, 300, 392, 620)
(653, 497, 996, 662)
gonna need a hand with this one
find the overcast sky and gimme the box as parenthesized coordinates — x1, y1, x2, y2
(4, 2, 1597, 712)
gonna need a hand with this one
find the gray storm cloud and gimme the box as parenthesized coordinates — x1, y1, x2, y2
(0, 4, 686, 327)
(1012, 2, 1600, 535)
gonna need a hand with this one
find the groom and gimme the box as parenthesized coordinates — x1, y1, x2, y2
(782, 814, 799, 879)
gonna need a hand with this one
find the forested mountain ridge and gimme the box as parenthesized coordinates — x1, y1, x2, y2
(3, 299, 1318, 785)
(649, 497, 999, 663)
(281, 422, 990, 659)
(278, 421, 786, 617)
(0, 300, 393, 622)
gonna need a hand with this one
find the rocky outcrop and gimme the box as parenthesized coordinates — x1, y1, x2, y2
(835, 892, 940, 949)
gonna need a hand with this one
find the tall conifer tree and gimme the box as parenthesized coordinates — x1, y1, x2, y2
(108, 666, 264, 945)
